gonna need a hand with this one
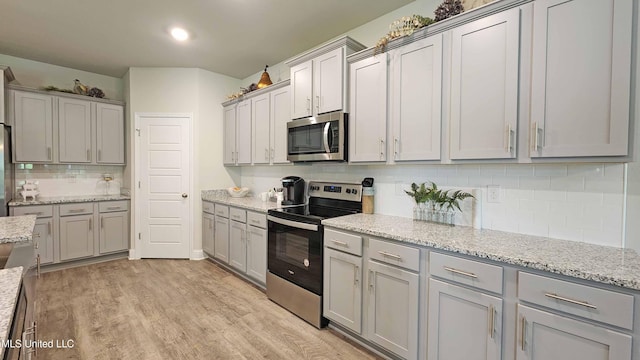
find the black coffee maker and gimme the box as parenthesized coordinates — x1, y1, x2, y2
(281, 176, 305, 205)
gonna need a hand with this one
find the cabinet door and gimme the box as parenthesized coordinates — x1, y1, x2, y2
(252, 93, 271, 164)
(428, 279, 502, 360)
(33, 218, 54, 265)
(223, 105, 237, 165)
(367, 260, 419, 360)
(59, 214, 94, 261)
(516, 304, 632, 360)
(202, 213, 215, 256)
(236, 100, 252, 165)
(246, 225, 267, 283)
(214, 216, 229, 263)
(323, 248, 362, 334)
(450, 8, 519, 159)
(391, 35, 442, 161)
(290, 60, 313, 119)
(13, 91, 53, 162)
(96, 103, 125, 164)
(270, 86, 290, 164)
(314, 47, 344, 115)
(229, 220, 246, 272)
(58, 97, 92, 163)
(99, 211, 129, 254)
(349, 54, 388, 163)
(530, 0, 632, 157)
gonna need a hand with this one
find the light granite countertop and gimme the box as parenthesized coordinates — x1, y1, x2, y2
(0, 216, 37, 244)
(201, 190, 277, 213)
(9, 194, 131, 207)
(322, 213, 640, 291)
(0, 266, 23, 359)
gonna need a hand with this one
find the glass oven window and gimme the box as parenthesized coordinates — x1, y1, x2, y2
(276, 232, 309, 268)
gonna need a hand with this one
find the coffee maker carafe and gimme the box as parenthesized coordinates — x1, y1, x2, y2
(281, 176, 305, 205)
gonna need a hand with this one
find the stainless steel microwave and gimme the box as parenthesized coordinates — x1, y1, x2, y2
(287, 111, 347, 162)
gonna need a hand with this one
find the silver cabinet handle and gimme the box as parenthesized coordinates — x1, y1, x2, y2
(89, 218, 92, 231)
(354, 265, 359, 286)
(25, 212, 43, 216)
(520, 315, 526, 351)
(87, 149, 91, 161)
(378, 250, 401, 260)
(68, 209, 86, 213)
(107, 206, 121, 210)
(306, 98, 311, 112)
(331, 240, 348, 247)
(48, 222, 51, 235)
(443, 266, 478, 278)
(37, 254, 41, 278)
(379, 138, 385, 160)
(394, 138, 399, 159)
(368, 270, 374, 291)
(98, 149, 102, 161)
(316, 95, 320, 110)
(34, 232, 41, 238)
(250, 219, 260, 225)
(533, 122, 542, 151)
(47, 147, 52, 160)
(265, 148, 269, 161)
(270, 148, 274, 160)
(544, 293, 597, 309)
(488, 304, 495, 339)
(100, 217, 103, 229)
(506, 124, 514, 154)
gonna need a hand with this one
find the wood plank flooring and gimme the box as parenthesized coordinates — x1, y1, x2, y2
(36, 259, 382, 360)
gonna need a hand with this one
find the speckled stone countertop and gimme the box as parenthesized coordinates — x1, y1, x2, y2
(9, 194, 131, 207)
(0, 216, 36, 244)
(201, 190, 277, 213)
(323, 214, 640, 291)
(0, 266, 23, 359)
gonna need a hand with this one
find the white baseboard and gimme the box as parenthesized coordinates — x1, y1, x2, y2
(191, 249, 205, 260)
(128, 249, 138, 260)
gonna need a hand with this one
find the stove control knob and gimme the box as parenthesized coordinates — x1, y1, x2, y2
(352, 189, 358, 195)
(346, 189, 351, 194)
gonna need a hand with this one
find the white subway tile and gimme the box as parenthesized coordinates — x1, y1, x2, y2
(467, 176, 493, 187)
(533, 189, 567, 202)
(479, 165, 507, 176)
(584, 177, 623, 193)
(582, 229, 623, 247)
(549, 175, 585, 191)
(603, 163, 624, 178)
(566, 191, 604, 204)
(568, 164, 604, 178)
(533, 164, 568, 177)
(491, 175, 520, 188)
(505, 189, 534, 200)
(549, 225, 583, 242)
(505, 165, 534, 177)
(456, 166, 480, 177)
(519, 199, 549, 213)
(519, 176, 550, 190)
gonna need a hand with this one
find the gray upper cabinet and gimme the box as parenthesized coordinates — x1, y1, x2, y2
(223, 104, 237, 165)
(58, 97, 92, 163)
(10, 87, 125, 165)
(449, 7, 520, 160)
(96, 103, 125, 164)
(13, 90, 54, 163)
(529, 0, 632, 158)
(236, 100, 252, 165)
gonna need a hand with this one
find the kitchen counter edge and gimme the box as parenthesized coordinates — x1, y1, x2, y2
(0, 266, 24, 359)
(9, 194, 131, 207)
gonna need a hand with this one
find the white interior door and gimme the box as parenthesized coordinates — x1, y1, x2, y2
(136, 114, 191, 259)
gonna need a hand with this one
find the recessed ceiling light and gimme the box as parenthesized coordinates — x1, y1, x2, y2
(170, 27, 189, 41)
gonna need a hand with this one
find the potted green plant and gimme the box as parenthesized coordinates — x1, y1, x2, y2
(438, 190, 474, 225)
(404, 182, 431, 220)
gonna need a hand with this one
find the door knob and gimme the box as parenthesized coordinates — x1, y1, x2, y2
(182, 193, 188, 198)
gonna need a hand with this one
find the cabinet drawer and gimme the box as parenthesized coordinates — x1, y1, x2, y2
(229, 207, 246, 222)
(518, 272, 634, 330)
(202, 201, 215, 214)
(247, 211, 266, 228)
(98, 200, 129, 213)
(215, 204, 229, 218)
(11, 205, 53, 218)
(324, 228, 362, 256)
(368, 237, 420, 272)
(430, 252, 503, 294)
(59, 203, 93, 216)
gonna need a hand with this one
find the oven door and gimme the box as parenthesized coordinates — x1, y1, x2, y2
(267, 215, 323, 295)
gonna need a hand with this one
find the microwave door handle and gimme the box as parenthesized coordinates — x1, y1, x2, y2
(323, 122, 331, 153)
(267, 215, 318, 232)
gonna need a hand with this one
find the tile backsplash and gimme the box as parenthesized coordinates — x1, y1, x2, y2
(239, 163, 625, 248)
(14, 164, 124, 197)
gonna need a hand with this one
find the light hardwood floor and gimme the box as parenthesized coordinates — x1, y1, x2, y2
(36, 259, 382, 360)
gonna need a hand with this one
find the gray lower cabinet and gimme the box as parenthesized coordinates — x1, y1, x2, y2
(214, 215, 229, 263)
(99, 211, 129, 254)
(202, 212, 215, 256)
(366, 259, 419, 360)
(323, 247, 362, 334)
(516, 304, 632, 360)
(59, 214, 94, 261)
(229, 219, 246, 272)
(246, 224, 266, 284)
(428, 278, 502, 360)
(33, 217, 54, 265)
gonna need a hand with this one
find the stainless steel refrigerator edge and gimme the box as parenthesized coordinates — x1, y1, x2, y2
(1, 65, 16, 217)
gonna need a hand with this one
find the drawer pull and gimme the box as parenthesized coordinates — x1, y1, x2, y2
(488, 304, 495, 339)
(68, 209, 86, 213)
(107, 206, 121, 210)
(34, 232, 41, 238)
(331, 240, 348, 247)
(544, 293, 597, 309)
(25, 212, 43, 216)
(444, 266, 478, 278)
(521, 315, 526, 351)
(378, 251, 402, 260)
(250, 219, 261, 225)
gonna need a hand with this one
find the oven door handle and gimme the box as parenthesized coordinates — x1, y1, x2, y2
(323, 122, 331, 153)
(267, 215, 318, 232)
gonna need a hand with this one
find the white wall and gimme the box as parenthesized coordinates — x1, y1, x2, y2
(0, 53, 123, 100)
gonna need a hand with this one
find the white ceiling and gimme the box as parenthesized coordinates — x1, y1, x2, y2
(0, 0, 414, 79)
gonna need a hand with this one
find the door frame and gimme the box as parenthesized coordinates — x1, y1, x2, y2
(132, 112, 195, 260)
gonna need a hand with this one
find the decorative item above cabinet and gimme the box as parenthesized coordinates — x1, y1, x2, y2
(8, 85, 125, 165)
(285, 36, 365, 120)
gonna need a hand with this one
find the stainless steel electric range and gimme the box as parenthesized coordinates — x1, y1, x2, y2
(266, 181, 363, 328)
